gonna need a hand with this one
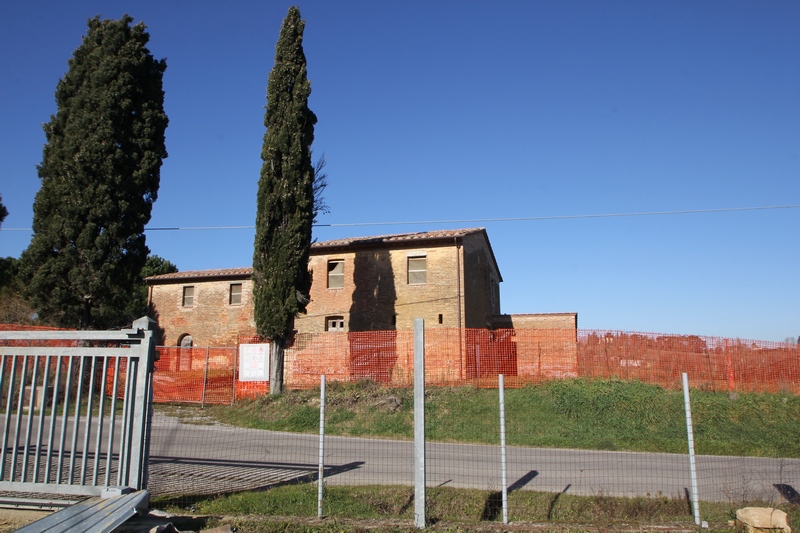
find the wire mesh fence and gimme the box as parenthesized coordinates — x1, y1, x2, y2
(144, 327, 799, 526)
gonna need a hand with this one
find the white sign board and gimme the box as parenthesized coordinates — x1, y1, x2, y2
(238, 343, 270, 381)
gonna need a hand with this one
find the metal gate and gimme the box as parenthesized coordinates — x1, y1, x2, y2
(0, 317, 156, 501)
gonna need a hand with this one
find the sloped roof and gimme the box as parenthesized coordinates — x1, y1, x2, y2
(313, 228, 485, 248)
(146, 267, 252, 283)
(146, 228, 500, 282)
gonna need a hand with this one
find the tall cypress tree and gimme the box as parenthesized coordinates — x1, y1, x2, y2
(21, 15, 168, 329)
(253, 6, 317, 394)
(0, 195, 7, 227)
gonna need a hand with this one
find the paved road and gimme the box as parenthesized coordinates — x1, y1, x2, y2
(148, 413, 799, 502)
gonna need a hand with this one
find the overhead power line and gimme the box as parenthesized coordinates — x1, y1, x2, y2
(313, 204, 800, 228)
(1, 204, 798, 232)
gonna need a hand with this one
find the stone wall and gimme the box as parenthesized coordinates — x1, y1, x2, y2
(296, 240, 492, 333)
(149, 278, 255, 346)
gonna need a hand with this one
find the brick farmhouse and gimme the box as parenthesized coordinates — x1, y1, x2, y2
(147, 228, 574, 344)
(146, 228, 578, 386)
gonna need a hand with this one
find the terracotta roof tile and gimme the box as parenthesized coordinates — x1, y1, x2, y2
(146, 228, 492, 282)
(311, 228, 485, 248)
(146, 267, 252, 282)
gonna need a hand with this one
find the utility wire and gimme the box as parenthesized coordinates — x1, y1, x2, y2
(1, 204, 798, 232)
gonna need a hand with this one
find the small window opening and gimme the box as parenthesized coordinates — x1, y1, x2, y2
(229, 283, 242, 305)
(438, 314, 443, 324)
(328, 260, 344, 289)
(326, 316, 345, 332)
(408, 256, 426, 285)
(182, 286, 194, 307)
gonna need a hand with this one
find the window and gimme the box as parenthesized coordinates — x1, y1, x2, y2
(327, 260, 344, 289)
(408, 256, 426, 284)
(326, 316, 345, 332)
(229, 283, 242, 305)
(182, 286, 194, 307)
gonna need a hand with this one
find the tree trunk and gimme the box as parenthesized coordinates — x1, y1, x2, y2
(270, 337, 285, 395)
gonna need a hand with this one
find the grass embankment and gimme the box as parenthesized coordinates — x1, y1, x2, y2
(192, 378, 800, 458)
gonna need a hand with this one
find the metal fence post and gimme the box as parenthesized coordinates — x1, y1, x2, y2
(682, 373, 702, 526)
(414, 318, 426, 529)
(499, 374, 508, 524)
(317, 374, 326, 518)
(231, 345, 238, 406)
(201, 347, 210, 408)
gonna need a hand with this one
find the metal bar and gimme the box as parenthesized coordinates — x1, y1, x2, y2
(0, 496, 78, 510)
(21, 355, 41, 482)
(499, 374, 508, 525)
(317, 374, 326, 519)
(33, 356, 53, 482)
(128, 340, 151, 489)
(0, 354, 17, 480)
(11, 356, 30, 481)
(0, 347, 135, 357)
(12, 488, 148, 532)
(0, 355, 6, 414)
(413, 318, 426, 529)
(118, 358, 137, 487)
(130, 332, 153, 490)
(682, 373, 701, 526)
(0, 330, 142, 341)
(68, 355, 87, 485)
(80, 356, 98, 483)
(0, 480, 109, 497)
(117, 359, 131, 487)
(106, 356, 122, 487)
(141, 365, 154, 489)
(92, 355, 109, 485)
(136, 316, 156, 490)
(201, 347, 209, 408)
(0, 355, 5, 481)
(45, 356, 63, 484)
(231, 345, 238, 405)
(56, 357, 74, 484)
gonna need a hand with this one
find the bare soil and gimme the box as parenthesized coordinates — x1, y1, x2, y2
(0, 508, 51, 532)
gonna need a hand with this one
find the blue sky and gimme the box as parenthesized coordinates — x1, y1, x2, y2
(1, 1, 798, 342)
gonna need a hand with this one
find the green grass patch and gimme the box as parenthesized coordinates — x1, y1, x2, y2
(186, 379, 800, 458)
(155, 482, 800, 532)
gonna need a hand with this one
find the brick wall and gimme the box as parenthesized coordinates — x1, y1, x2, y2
(493, 313, 578, 330)
(462, 232, 502, 328)
(149, 278, 255, 346)
(297, 241, 478, 334)
(149, 230, 504, 345)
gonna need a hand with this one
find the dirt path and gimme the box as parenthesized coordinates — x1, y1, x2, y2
(0, 508, 51, 532)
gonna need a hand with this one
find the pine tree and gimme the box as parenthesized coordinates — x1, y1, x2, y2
(253, 6, 317, 394)
(20, 15, 168, 329)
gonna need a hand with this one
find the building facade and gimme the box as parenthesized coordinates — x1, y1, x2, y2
(147, 228, 505, 346)
(296, 228, 502, 334)
(147, 228, 576, 345)
(146, 267, 254, 347)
